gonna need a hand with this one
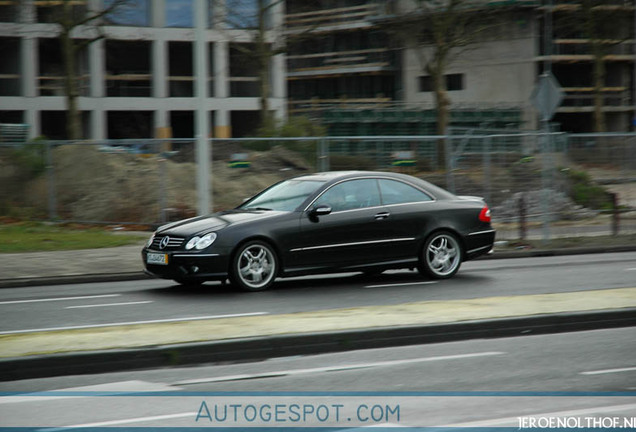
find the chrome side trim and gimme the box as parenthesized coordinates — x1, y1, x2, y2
(467, 229, 496, 236)
(467, 244, 492, 254)
(290, 237, 415, 253)
(172, 254, 220, 258)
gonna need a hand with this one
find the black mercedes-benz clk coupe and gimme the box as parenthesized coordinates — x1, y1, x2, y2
(142, 171, 495, 291)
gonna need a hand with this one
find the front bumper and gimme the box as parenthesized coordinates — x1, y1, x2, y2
(142, 248, 229, 281)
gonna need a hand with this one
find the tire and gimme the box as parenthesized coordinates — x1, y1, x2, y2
(230, 240, 278, 291)
(418, 231, 462, 279)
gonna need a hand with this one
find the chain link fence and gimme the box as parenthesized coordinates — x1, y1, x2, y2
(2, 132, 635, 240)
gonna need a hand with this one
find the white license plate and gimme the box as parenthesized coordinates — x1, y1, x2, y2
(147, 252, 168, 265)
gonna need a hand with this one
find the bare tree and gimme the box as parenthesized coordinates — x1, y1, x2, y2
(552, 1, 632, 132)
(219, 0, 319, 131)
(218, 0, 285, 131)
(379, 0, 504, 167)
(47, 0, 127, 140)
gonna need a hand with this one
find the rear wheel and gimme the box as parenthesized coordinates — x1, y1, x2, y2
(418, 231, 462, 279)
(230, 240, 278, 291)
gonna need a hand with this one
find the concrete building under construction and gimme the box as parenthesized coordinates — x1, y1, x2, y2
(0, 0, 634, 140)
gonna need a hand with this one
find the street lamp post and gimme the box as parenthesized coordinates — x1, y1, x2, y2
(195, 0, 211, 215)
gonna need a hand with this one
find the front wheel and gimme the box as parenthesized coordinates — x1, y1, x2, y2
(230, 240, 278, 291)
(418, 232, 462, 279)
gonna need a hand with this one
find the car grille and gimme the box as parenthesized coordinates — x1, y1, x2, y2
(151, 235, 185, 250)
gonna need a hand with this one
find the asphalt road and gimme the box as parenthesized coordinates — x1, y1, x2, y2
(1, 328, 635, 429)
(1, 252, 635, 334)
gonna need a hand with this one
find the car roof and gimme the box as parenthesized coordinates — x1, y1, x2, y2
(293, 171, 457, 200)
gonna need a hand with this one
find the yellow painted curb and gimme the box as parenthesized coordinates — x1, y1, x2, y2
(1, 287, 635, 358)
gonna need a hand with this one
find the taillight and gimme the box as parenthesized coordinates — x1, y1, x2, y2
(479, 206, 491, 223)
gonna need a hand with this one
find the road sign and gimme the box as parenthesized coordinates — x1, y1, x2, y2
(532, 72, 564, 121)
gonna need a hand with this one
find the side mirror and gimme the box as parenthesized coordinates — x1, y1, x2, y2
(309, 204, 332, 218)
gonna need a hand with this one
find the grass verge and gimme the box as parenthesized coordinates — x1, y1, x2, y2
(0, 221, 148, 253)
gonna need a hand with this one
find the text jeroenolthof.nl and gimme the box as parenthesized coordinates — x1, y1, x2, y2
(519, 416, 636, 429)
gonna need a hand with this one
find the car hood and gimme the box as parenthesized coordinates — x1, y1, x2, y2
(157, 210, 287, 237)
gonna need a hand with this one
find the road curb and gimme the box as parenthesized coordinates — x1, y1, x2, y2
(1, 246, 636, 289)
(487, 245, 636, 259)
(0, 272, 151, 289)
(2, 308, 635, 382)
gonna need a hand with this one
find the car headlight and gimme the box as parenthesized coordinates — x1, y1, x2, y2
(146, 233, 155, 248)
(186, 233, 217, 250)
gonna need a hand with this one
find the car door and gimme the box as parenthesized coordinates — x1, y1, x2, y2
(376, 178, 436, 259)
(291, 179, 393, 270)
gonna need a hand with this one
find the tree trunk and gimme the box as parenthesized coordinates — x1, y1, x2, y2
(431, 63, 450, 170)
(257, 0, 273, 130)
(592, 45, 606, 132)
(258, 47, 272, 130)
(60, 4, 81, 140)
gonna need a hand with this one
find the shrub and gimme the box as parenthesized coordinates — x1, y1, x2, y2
(10, 140, 47, 178)
(565, 169, 612, 210)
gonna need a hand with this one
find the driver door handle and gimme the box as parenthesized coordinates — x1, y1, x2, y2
(374, 212, 390, 220)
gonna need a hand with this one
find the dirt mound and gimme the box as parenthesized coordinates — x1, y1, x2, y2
(10, 144, 310, 223)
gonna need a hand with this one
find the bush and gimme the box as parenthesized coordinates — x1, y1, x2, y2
(10, 140, 47, 178)
(565, 169, 612, 210)
(249, 116, 327, 167)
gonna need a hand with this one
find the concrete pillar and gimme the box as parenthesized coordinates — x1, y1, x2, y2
(213, 40, 231, 137)
(213, 40, 228, 98)
(20, 29, 38, 138)
(153, 38, 167, 99)
(89, 39, 105, 98)
(21, 33, 37, 98)
(152, 0, 165, 28)
(214, 109, 231, 138)
(91, 109, 106, 140)
(24, 109, 39, 140)
(154, 110, 170, 133)
(271, 53, 287, 121)
(18, 0, 35, 23)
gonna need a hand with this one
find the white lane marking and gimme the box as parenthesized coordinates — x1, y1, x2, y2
(39, 412, 197, 430)
(581, 366, 636, 375)
(365, 281, 438, 289)
(0, 312, 268, 335)
(340, 423, 404, 430)
(0, 380, 181, 404)
(65, 301, 154, 309)
(626, 268, 636, 271)
(174, 352, 505, 385)
(445, 403, 636, 428)
(0, 294, 121, 305)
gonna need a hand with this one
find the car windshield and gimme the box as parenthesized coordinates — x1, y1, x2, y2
(240, 179, 325, 212)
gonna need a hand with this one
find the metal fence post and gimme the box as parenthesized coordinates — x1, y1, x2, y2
(519, 194, 527, 240)
(46, 141, 58, 221)
(611, 193, 620, 236)
(159, 143, 167, 224)
(484, 135, 492, 205)
(319, 138, 329, 172)
(445, 135, 455, 194)
(541, 131, 552, 243)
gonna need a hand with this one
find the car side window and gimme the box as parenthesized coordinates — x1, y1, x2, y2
(379, 179, 433, 205)
(314, 179, 381, 212)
